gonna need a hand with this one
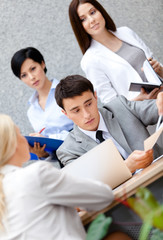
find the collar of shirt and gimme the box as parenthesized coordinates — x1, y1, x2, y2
(28, 78, 59, 105)
(0, 164, 20, 175)
(78, 112, 129, 159)
(78, 112, 108, 142)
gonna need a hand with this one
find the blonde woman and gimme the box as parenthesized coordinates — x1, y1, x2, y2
(0, 114, 113, 239)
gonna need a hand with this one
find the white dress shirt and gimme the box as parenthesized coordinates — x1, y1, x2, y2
(79, 112, 129, 159)
(27, 78, 74, 140)
(0, 161, 113, 240)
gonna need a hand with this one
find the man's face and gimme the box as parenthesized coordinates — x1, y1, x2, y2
(62, 90, 100, 131)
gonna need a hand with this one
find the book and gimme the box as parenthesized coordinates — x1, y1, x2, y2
(25, 136, 63, 152)
(129, 59, 163, 93)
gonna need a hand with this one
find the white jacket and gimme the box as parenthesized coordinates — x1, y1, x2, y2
(0, 161, 113, 240)
(81, 26, 153, 103)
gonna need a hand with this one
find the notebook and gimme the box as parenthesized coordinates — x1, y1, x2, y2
(62, 139, 132, 189)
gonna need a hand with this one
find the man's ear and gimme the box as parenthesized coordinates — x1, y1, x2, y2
(94, 91, 98, 100)
(61, 108, 67, 116)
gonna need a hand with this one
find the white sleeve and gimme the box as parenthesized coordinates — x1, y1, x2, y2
(49, 130, 69, 140)
(81, 57, 118, 103)
(38, 162, 114, 211)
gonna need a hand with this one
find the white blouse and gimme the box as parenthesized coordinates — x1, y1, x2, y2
(81, 27, 153, 103)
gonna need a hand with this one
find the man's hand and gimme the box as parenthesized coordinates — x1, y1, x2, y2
(125, 149, 153, 173)
(29, 142, 49, 158)
(156, 92, 163, 116)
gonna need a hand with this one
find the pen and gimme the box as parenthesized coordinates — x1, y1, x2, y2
(39, 127, 46, 134)
(156, 115, 162, 131)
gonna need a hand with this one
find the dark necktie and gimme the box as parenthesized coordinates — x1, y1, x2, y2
(96, 130, 105, 143)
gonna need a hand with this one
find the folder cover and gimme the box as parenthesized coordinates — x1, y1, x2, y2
(25, 136, 63, 152)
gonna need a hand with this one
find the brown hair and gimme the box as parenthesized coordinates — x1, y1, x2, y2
(55, 74, 94, 109)
(69, 0, 116, 54)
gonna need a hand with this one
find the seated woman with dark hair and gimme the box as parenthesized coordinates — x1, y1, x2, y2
(0, 114, 114, 239)
(11, 47, 74, 158)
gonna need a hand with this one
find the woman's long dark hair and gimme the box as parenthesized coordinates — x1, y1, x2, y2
(69, 0, 116, 54)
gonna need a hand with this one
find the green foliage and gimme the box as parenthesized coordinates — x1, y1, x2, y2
(86, 213, 112, 240)
(150, 229, 163, 240)
(86, 187, 163, 240)
(139, 220, 153, 240)
(127, 187, 163, 230)
(127, 187, 163, 240)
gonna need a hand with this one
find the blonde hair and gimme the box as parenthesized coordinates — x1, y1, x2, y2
(0, 114, 17, 230)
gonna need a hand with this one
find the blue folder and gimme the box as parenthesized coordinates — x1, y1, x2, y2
(25, 136, 63, 152)
(30, 152, 39, 160)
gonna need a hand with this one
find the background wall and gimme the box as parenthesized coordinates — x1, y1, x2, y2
(0, 0, 163, 135)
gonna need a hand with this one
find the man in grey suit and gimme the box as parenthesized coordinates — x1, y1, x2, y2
(55, 75, 163, 173)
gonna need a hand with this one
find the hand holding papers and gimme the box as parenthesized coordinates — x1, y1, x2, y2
(134, 124, 163, 173)
(62, 139, 132, 189)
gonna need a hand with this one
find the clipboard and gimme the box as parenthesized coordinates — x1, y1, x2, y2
(25, 136, 63, 152)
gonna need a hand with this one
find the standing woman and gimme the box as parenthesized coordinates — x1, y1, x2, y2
(0, 114, 113, 239)
(69, 0, 163, 103)
(11, 47, 74, 157)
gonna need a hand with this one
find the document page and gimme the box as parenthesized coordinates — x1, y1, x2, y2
(143, 59, 162, 85)
(144, 126, 163, 151)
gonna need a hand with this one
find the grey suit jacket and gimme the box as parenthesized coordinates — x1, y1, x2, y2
(57, 96, 163, 166)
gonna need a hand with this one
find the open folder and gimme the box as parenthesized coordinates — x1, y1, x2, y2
(62, 139, 132, 189)
(129, 59, 163, 93)
(62, 126, 163, 189)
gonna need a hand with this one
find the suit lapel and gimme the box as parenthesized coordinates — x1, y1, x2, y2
(73, 125, 98, 152)
(72, 107, 133, 154)
(100, 108, 132, 154)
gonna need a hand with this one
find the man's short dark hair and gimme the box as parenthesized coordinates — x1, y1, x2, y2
(55, 75, 94, 109)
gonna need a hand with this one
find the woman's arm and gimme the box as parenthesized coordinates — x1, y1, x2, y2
(39, 162, 114, 211)
(81, 57, 118, 104)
